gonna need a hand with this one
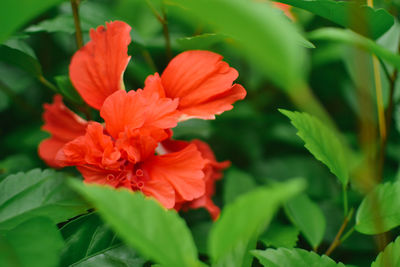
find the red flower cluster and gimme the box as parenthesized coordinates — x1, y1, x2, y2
(38, 21, 246, 220)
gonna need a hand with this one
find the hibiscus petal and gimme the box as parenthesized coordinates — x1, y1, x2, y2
(70, 21, 131, 109)
(144, 144, 207, 201)
(160, 50, 246, 119)
(38, 95, 87, 167)
(141, 179, 175, 209)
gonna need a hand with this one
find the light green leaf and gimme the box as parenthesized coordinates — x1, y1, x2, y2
(0, 217, 64, 267)
(280, 109, 350, 185)
(177, 33, 229, 50)
(167, 0, 306, 91)
(259, 223, 299, 249)
(70, 181, 201, 267)
(0, 0, 64, 43)
(252, 247, 346, 267)
(60, 213, 144, 267)
(371, 235, 400, 267)
(0, 45, 42, 77)
(55, 75, 83, 104)
(284, 193, 326, 249)
(277, 0, 394, 39)
(0, 169, 89, 230)
(308, 28, 400, 71)
(223, 169, 256, 204)
(209, 179, 305, 267)
(356, 181, 400, 235)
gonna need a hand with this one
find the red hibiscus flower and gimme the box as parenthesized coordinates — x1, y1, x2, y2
(38, 20, 246, 216)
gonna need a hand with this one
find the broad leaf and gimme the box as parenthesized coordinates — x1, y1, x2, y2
(371, 235, 400, 267)
(356, 181, 400, 235)
(276, 0, 394, 39)
(259, 223, 299, 249)
(177, 33, 229, 50)
(0, 169, 89, 230)
(55, 75, 83, 104)
(308, 28, 400, 71)
(252, 247, 346, 267)
(0, 217, 64, 267)
(223, 169, 256, 204)
(285, 193, 326, 249)
(280, 109, 350, 185)
(60, 213, 144, 267)
(70, 181, 201, 267)
(0, 154, 35, 181)
(1, 0, 64, 43)
(209, 179, 305, 267)
(0, 45, 42, 77)
(167, 0, 306, 91)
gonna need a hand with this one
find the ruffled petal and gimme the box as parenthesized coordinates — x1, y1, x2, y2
(38, 95, 87, 167)
(70, 21, 131, 109)
(160, 50, 246, 119)
(144, 144, 207, 201)
(141, 179, 175, 209)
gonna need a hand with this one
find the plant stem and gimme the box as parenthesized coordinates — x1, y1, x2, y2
(339, 226, 355, 243)
(325, 208, 354, 256)
(38, 75, 58, 93)
(70, 0, 83, 49)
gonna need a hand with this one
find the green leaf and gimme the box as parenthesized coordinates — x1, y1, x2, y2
(167, 0, 306, 91)
(0, 45, 42, 77)
(0, 154, 35, 181)
(277, 0, 393, 39)
(371, 235, 400, 267)
(0, 0, 64, 43)
(280, 109, 350, 185)
(223, 169, 256, 204)
(0, 169, 89, 230)
(252, 247, 346, 267)
(55, 75, 83, 104)
(259, 223, 299, 249)
(25, 15, 92, 35)
(177, 33, 229, 50)
(209, 179, 305, 267)
(0, 217, 64, 267)
(308, 28, 400, 71)
(355, 181, 400, 235)
(284, 193, 326, 249)
(70, 181, 201, 267)
(60, 213, 145, 267)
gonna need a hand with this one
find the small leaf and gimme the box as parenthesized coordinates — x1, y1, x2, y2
(252, 247, 346, 267)
(371, 235, 400, 267)
(223, 169, 256, 204)
(308, 28, 400, 71)
(70, 180, 201, 267)
(55, 75, 83, 104)
(280, 109, 350, 185)
(356, 181, 400, 235)
(0, 169, 89, 230)
(0, 217, 64, 267)
(284, 193, 326, 249)
(277, 0, 394, 39)
(209, 179, 305, 267)
(259, 223, 299, 249)
(0, 45, 42, 77)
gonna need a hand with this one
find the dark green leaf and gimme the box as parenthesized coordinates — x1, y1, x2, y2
(308, 28, 400, 71)
(285, 193, 326, 249)
(371, 235, 400, 267)
(223, 168, 256, 204)
(0, 45, 42, 77)
(252, 247, 346, 267)
(209, 179, 305, 267)
(55, 75, 83, 104)
(70, 181, 201, 267)
(259, 223, 299, 249)
(0, 0, 64, 43)
(277, 0, 393, 39)
(280, 109, 350, 185)
(0, 154, 35, 180)
(356, 181, 400, 235)
(0, 169, 89, 230)
(167, 0, 306, 91)
(0, 217, 64, 267)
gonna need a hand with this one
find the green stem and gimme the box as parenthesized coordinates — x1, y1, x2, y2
(340, 226, 355, 244)
(325, 208, 354, 256)
(70, 0, 83, 49)
(38, 75, 58, 93)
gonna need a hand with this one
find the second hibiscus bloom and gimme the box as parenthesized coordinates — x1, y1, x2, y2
(38, 21, 246, 219)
